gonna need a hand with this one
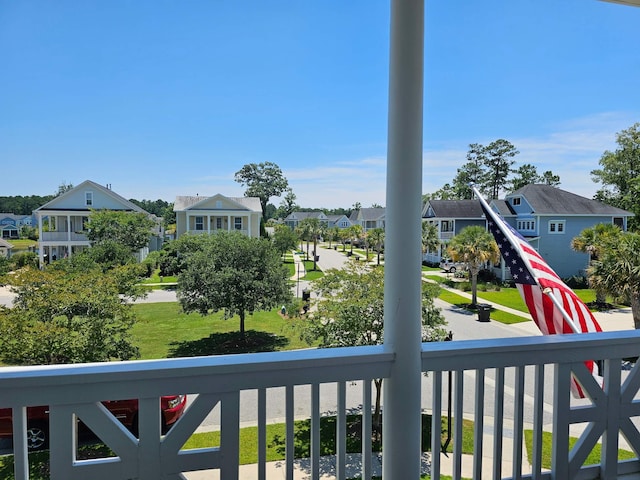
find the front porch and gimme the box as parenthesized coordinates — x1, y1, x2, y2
(4, 331, 640, 479)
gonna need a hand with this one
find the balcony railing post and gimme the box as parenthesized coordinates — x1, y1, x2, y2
(382, 0, 424, 478)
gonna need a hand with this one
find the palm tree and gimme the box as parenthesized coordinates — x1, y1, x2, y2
(295, 220, 313, 260)
(589, 231, 640, 329)
(368, 228, 385, 265)
(339, 228, 350, 252)
(571, 223, 622, 304)
(349, 224, 364, 255)
(421, 222, 440, 259)
(446, 225, 500, 306)
(327, 226, 340, 248)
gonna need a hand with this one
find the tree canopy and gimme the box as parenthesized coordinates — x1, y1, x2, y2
(588, 231, 640, 329)
(177, 231, 292, 336)
(234, 162, 289, 221)
(591, 122, 640, 230)
(87, 210, 157, 253)
(0, 264, 140, 365)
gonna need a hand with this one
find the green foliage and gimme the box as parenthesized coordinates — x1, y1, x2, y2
(10, 251, 39, 269)
(589, 231, 640, 328)
(591, 122, 640, 230)
(0, 255, 10, 275)
(234, 161, 289, 220)
(0, 194, 54, 215)
(86, 210, 156, 252)
(177, 231, 292, 335)
(272, 224, 298, 257)
(129, 198, 176, 226)
(0, 266, 140, 364)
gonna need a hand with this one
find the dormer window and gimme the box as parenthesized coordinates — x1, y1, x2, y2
(512, 197, 521, 206)
(85, 192, 93, 206)
(216, 200, 222, 209)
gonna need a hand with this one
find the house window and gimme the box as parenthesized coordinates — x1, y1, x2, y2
(512, 197, 521, 206)
(216, 218, 222, 229)
(549, 220, 565, 234)
(518, 220, 536, 231)
(195, 217, 204, 231)
(85, 192, 93, 206)
(216, 200, 222, 209)
(441, 220, 453, 232)
(340, 221, 348, 227)
(234, 217, 242, 230)
(614, 217, 623, 228)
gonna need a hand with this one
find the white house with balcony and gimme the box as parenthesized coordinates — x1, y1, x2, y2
(33, 180, 161, 266)
(173, 194, 262, 239)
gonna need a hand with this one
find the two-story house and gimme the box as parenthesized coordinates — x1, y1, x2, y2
(349, 207, 386, 232)
(326, 214, 352, 230)
(0, 214, 34, 239)
(492, 184, 634, 278)
(34, 180, 162, 266)
(173, 194, 262, 239)
(424, 185, 634, 278)
(283, 211, 330, 230)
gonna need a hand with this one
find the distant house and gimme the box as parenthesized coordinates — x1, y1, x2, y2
(173, 194, 262, 239)
(0, 238, 13, 258)
(423, 185, 634, 278)
(34, 180, 163, 266)
(327, 214, 352, 230)
(283, 211, 329, 230)
(421, 199, 486, 263)
(0, 214, 34, 239)
(349, 208, 386, 232)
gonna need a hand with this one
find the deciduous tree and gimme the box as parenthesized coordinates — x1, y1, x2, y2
(177, 232, 292, 336)
(234, 162, 289, 221)
(0, 265, 139, 365)
(298, 261, 447, 426)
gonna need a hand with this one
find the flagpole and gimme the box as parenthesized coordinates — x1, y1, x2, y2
(471, 185, 581, 334)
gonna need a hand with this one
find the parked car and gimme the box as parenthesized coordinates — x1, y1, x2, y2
(439, 259, 466, 273)
(0, 394, 187, 450)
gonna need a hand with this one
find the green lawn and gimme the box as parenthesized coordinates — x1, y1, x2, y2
(132, 303, 310, 359)
(5, 239, 37, 250)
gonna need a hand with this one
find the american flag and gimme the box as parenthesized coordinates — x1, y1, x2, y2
(474, 188, 602, 396)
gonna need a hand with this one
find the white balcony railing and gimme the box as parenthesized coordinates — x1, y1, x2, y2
(39, 232, 88, 242)
(3, 331, 640, 479)
(187, 229, 249, 236)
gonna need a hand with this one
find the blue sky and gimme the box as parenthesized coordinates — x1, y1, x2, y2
(1, 0, 639, 209)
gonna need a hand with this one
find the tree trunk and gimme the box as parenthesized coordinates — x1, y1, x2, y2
(239, 310, 246, 337)
(313, 238, 317, 271)
(595, 287, 607, 304)
(631, 294, 640, 330)
(471, 271, 478, 306)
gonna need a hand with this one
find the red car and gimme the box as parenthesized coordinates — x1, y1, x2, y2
(0, 395, 187, 450)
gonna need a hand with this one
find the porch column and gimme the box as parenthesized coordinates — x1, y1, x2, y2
(247, 215, 251, 237)
(207, 215, 211, 234)
(66, 215, 71, 241)
(382, 0, 424, 479)
(227, 215, 231, 232)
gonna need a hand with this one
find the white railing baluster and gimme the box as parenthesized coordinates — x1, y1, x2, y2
(512, 366, 525, 480)
(552, 362, 572, 480)
(493, 367, 505, 480)
(285, 384, 294, 480)
(12, 407, 28, 480)
(602, 357, 622, 478)
(474, 368, 485, 479)
(219, 391, 240, 480)
(431, 370, 443, 479)
(257, 388, 267, 480)
(311, 383, 320, 480)
(361, 379, 372, 480)
(531, 364, 545, 480)
(139, 396, 162, 480)
(336, 381, 347, 480)
(453, 369, 464, 479)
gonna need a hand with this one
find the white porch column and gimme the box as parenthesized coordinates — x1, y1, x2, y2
(382, 0, 424, 478)
(247, 215, 251, 237)
(207, 214, 211, 233)
(227, 215, 231, 232)
(66, 214, 71, 241)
